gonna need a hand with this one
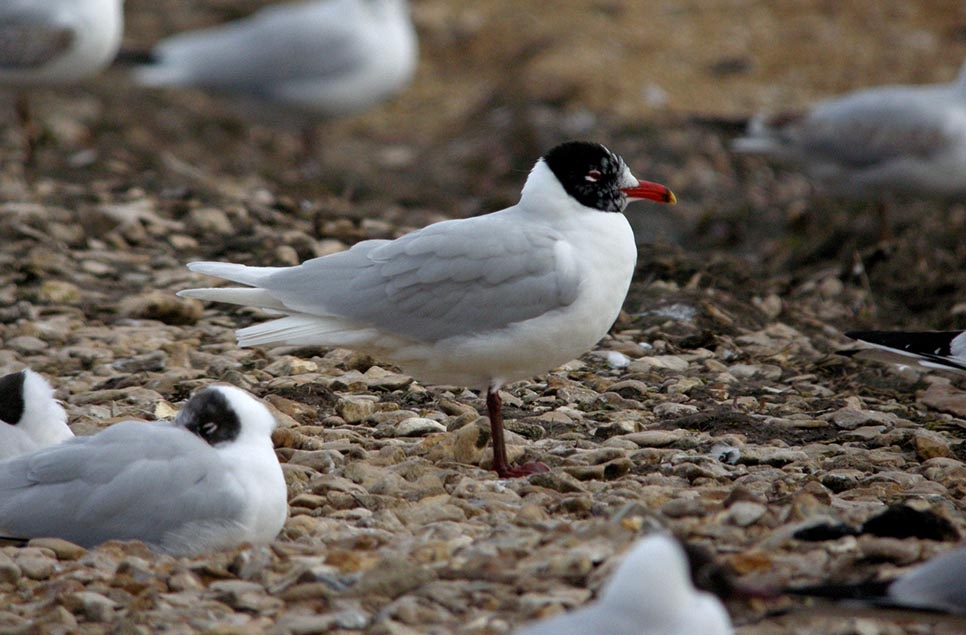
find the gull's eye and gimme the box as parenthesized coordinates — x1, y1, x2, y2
(585, 169, 602, 183)
(203, 421, 218, 436)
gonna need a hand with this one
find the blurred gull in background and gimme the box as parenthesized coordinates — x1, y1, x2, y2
(0, 369, 72, 460)
(133, 0, 418, 120)
(0, 0, 125, 161)
(0, 385, 287, 556)
(732, 59, 966, 235)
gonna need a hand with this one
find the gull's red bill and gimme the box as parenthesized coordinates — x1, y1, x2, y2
(621, 180, 677, 204)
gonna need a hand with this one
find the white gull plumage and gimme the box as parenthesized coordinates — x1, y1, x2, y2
(0, 369, 73, 460)
(732, 60, 966, 199)
(513, 535, 733, 635)
(133, 0, 417, 118)
(0, 385, 287, 555)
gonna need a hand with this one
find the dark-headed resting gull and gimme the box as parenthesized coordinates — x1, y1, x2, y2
(846, 330, 966, 372)
(0, 0, 125, 160)
(732, 60, 966, 201)
(786, 544, 966, 615)
(132, 0, 417, 120)
(0, 385, 287, 556)
(0, 369, 73, 460)
(179, 141, 677, 478)
(513, 535, 732, 635)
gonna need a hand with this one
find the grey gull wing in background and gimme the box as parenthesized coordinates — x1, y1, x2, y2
(513, 534, 733, 635)
(845, 330, 966, 372)
(0, 385, 286, 556)
(732, 60, 966, 200)
(179, 141, 676, 478)
(0, 369, 72, 459)
(786, 544, 966, 615)
(132, 0, 417, 118)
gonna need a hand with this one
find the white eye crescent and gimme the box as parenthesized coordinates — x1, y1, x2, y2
(585, 169, 602, 182)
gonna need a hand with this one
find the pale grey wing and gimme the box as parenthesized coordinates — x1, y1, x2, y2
(888, 547, 966, 613)
(794, 91, 960, 168)
(152, 2, 366, 90)
(0, 422, 244, 549)
(0, 14, 74, 70)
(263, 214, 582, 342)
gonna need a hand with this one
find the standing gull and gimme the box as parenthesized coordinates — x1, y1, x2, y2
(0, 0, 125, 160)
(513, 535, 732, 635)
(179, 141, 676, 477)
(0, 369, 72, 459)
(0, 385, 287, 556)
(132, 0, 418, 120)
(732, 60, 966, 204)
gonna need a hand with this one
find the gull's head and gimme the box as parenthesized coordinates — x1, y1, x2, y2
(0, 369, 71, 445)
(176, 385, 276, 448)
(525, 141, 676, 213)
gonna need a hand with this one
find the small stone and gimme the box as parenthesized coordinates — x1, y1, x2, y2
(737, 447, 808, 466)
(393, 417, 446, 437)
(605, 380, 651, 398)
(187, 207, 234, 235)
(913, 430, 952, 460)
(725, 501, 767, 527)
(62, 591, 117, 622)
(621, 430, 684, 447)
(28, 538, 86, 560)
(825, 407, 898, 430)
(350, 559, 437, 600)
(119, 291, 203, 325)
(209, 580, 283, 613)
(6, 335, 47, 354)
(448, 421, 489, 463)
(666, 376, 703, 395)
(600, 351, 631, 368)
(920, 381, 966, 417)
(857, 536, 921, 565)
(562, 458, 633, 481)
(652, 402, 699, 417)
(661, 498, 709, 518)
(336, 395, 378, 423)
(394, 499, 466, 526)
(112, 350, 168, 373)
(628, 355, 690, 373)
(15, 556, 54, 580)
(38, 280, 82, 303)
(528, 471, 587, 493)
(362, 366, 413, 390)
(0, 552, 21, 584)
(514, 504, 552, 524)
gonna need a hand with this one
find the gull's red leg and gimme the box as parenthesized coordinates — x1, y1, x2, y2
(486, 387, 548, 478)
